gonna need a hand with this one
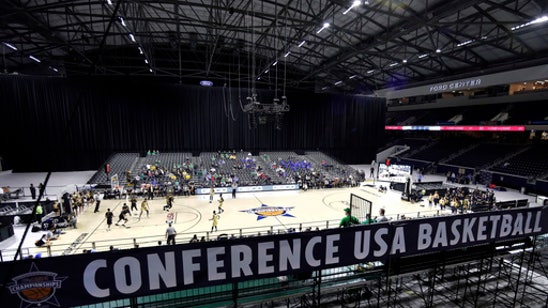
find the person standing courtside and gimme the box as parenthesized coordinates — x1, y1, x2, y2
(35, 203, 44, 223)
(29, 183, 36, 200)
(38, 182, 45, 196)
(231, 181, 237, 199)
(93, 191, 103, 213)
(147, 185, 154, 200)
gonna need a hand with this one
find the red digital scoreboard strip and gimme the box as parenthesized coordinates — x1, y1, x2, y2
(385, 125, 526, 132)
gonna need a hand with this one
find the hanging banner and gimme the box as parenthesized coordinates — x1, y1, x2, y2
(1, 206, 546, 307)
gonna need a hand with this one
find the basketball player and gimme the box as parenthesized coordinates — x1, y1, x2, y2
(115, 206, 130, 226)
(163, 194, 174, 211)
(105, 208, 114, 231)
(130, 195, 138, 214)
(210, 210, 220, 232)
(209, 186, 215, 203)
(138, 199, 150, 220)
(217, 194, 224, 214)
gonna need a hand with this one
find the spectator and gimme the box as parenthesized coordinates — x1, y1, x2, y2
(339, 208, 360, 227)
(35, 234, 50, 247)
(362, 213, 377, 225)
(46, 230, 60, 241)
(376, 208, 390, 222)
(67, 214, 77, 228)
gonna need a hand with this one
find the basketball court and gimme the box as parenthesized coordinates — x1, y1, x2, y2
(0, 170, 540, 261)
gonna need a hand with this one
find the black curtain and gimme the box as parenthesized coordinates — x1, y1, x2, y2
(0, 76, 385, 171)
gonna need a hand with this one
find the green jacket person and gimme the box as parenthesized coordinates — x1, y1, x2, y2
(339, 207, 360, 227)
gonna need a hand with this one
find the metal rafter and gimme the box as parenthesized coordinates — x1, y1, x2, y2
(0, 0, 546, 93)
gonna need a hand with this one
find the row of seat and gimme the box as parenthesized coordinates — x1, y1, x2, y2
(88, 151, 361, 187)
(397, 138, 548, 178)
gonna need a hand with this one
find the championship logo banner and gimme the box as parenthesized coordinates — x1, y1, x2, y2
(7, 263, 67, 307)
(1, 206, 546, 307)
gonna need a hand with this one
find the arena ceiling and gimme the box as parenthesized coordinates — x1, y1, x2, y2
(1, 0, 547, 94)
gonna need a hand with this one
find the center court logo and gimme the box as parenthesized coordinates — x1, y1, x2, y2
(241, 204, 295, 220)
(8, 263, 67, 307)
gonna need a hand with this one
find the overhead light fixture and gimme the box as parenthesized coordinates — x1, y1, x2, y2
(435, 48, 441, 53)
(2, 42, 17, 51)
(200, 80, 213, 87)
(129, 33, 136, 42)
(144, 59, 149, 64)
(418, 53, 429, 58)
(322, 86, 329, 90)
(334, 80, 343, 85)
(512, 15, 548, 31)
(106, 0, 113, 5)
(343, 0, 362, 15)
(389, 62, 398, 67)
(272, 61, 278, 66)
(457, 39, 474, 47)
(402, 59, 407, 63)
(264, 69, 269, 73)
(49, 66, 58, 72)
(119, 16, 127, 27)
(349, 75, 357, 79)
(531, 15, 548, 24)
(317, 22, 330, 34)
(367, 69, 375, 74)
(298, 40, 306, 47)
(29, 55, 41, 63)
(149, 68, 153, 73)
(138, 46, 143, 54)
(284, 51, 291, 57)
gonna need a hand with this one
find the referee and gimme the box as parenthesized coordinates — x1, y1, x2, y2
(165, 223, 177, 245)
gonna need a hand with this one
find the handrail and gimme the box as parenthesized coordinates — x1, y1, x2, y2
(1, 208, 447, 261)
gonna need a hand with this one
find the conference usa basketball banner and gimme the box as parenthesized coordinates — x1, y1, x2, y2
(1, 207, 546, 307)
